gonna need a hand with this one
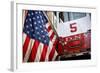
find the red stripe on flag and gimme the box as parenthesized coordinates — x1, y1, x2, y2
(23, 36, 30, 61)
(49, 37, 58, 61)
(50, 32, 55, 41)
(49, 47, 56, 61)
(28, 40, 40, 62)
(47, 25, 52, 32)
(53, 38, 58, 46)
(40, 45, 48, 61)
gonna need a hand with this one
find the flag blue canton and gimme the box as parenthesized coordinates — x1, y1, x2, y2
(23, 10, 50, 45)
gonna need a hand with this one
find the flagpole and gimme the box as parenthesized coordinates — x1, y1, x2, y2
(43, 11, 59, 38)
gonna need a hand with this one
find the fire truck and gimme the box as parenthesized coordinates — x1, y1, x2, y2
(47, 12, 91, 60)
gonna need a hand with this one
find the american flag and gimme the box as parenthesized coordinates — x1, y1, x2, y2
(23, 10, 58, 62)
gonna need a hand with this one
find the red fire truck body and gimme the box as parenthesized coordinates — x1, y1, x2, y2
(57, 31, 91, 55)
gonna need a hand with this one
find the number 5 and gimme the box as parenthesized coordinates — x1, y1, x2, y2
(70, 23, 77, 32)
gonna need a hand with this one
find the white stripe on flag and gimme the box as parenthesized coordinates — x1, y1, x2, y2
(22, 33, 27, 45)
(52, 50, 58, 61)
(45, 41, 53, 61)
(23, 39, 35, 62)
(51, 35, 56, 43)
(46, 23, 50, 29)
(50, 35, 58, 61)
(34, 43, 44, 62)
(48, 30, 53, 37)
